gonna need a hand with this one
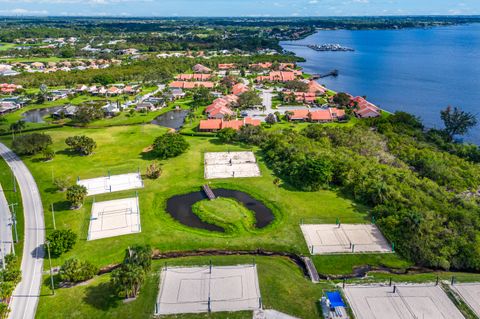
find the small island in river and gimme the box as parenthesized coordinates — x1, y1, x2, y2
(308, 43, 355, 52)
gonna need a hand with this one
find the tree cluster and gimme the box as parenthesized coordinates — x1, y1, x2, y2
(110, 245, 152, 299)
(11, 133, 52, 155)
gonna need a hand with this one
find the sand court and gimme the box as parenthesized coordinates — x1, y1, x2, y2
(87, 197, 141, 241)
(344, 284, 465, 319)
(77, 172, 143, 196)
(204, 151, 261, 179)
(155, 265, 261, 315)
(300, 224, 392, 254)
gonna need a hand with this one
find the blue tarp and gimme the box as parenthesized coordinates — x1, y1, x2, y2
(326, 291, 346, 308)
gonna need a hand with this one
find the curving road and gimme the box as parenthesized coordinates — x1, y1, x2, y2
(0, 142, 44, 319)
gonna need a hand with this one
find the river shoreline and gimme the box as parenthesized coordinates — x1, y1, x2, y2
(281, 24, 480, 144)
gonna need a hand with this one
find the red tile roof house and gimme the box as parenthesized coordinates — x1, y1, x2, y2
(256, 71, 299, 82)
(169, 81, 215, 89)
(199, 117, 261, 132)
(123, 85, 140, 94)
(106, 86, 123, 95)
(231, 83, 249, 96)
(176, 74, 212, 81)
(192, 64, 212, 73)
(287, 108, 346, 123)
(308, 81, 327, 95)
(284, 91, 317, 104)
(218, 63, 236, 70)
(351, 96, 381, 118)
(0, 83, 22, 94)
(205, 95, 239, 119)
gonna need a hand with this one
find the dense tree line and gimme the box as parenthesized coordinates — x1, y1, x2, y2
(227, 113, 480, 271)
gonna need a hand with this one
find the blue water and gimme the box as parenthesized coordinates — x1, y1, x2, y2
(281, 24, 480, 143)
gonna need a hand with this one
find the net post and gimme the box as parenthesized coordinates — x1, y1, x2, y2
(164, 261, 167, 270)
(451, 276, 455, 285)
(351, 244, 355, 253)
(77, 176, 80, 182)
(155, 302, 159, 314)
(389, 277, 392, 286)
(252, 257, 256, 267)
(393, 285, 396, 293)
(336, 217, 339, 225)
(436, 276, 439, 286)
(342, 278, 346, 288)
(208, 297, 211, 313)
(110, 185, 112, 193)
(209, 259, 212, 274)
(259, 297, 262, 308)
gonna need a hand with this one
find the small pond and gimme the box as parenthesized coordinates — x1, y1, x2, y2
(151, 109, 189, 130)
(165, 188, 275, 232)
(22, 106, 62, 123)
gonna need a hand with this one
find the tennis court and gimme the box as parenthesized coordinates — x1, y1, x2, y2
(155, 264, 261, 315)
(87, 197, 141, 241)
(77, 172, 143, 196)
(344, 284, 464, 319)
(204, 152, 261, 179)
(300, 224, 392, 254)
(451, 283, 480, 316)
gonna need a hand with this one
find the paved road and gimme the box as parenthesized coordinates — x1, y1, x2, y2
(0, 143, 45, 319)
(0, 183, 14, 264)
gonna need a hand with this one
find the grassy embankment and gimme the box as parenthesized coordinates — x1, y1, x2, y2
(37, 255, 325, 319)
(0, 157, 24, 257)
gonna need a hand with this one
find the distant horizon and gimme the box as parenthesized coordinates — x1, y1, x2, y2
(0, 0, 478, 18)
(1, 14, 480, 19)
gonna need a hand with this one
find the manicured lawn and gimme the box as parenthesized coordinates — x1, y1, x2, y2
(312, 253, 413, 276)
(36, 255, 326, 319)
(0, 125, 370, 269)
(0, 157, 24, 257)
(192, 198, 256, 234)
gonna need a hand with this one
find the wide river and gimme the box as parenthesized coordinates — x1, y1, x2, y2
(281, 24, 480, 143)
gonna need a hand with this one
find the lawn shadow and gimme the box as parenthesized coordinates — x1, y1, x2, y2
(44, 187, 59, 194)
(53, 200, 71, 212)
(140, 150, 157, 161)
(56, 148, 79, 157)
(83, 282, 122, 310)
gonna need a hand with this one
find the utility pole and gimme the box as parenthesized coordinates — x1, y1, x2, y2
(10, 203, 18, 243)
(51, 203, 56, 230)
(45, 241, 55, 295)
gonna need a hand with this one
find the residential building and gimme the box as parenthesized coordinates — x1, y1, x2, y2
(192, 64, 212, 73)
(287, 108, 346, 122)
(176, 74, 212, 81)
(351, 96, 381, 118)
(199, 117, 261, 132)
(169, 81, 215, 89)
(256, 71, 299, 82)
(232, 83, 249, 96)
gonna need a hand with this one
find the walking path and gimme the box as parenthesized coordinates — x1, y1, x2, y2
(0, 183, 13, 264)
(0, 142, 45, 319)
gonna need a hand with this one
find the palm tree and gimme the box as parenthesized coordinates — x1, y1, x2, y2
(124, 245, 152, 271)
(111, 264, 145, 299)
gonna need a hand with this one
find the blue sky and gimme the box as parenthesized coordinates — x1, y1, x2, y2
(0, 0, 478, 17)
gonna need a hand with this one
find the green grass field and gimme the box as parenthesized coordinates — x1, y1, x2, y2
(0, 157, 24, 257)
(4, 120, 479, 318)
(192, 198, 257, 234)
(37, 255, 326, 319)
(1, 125, 371, 268)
